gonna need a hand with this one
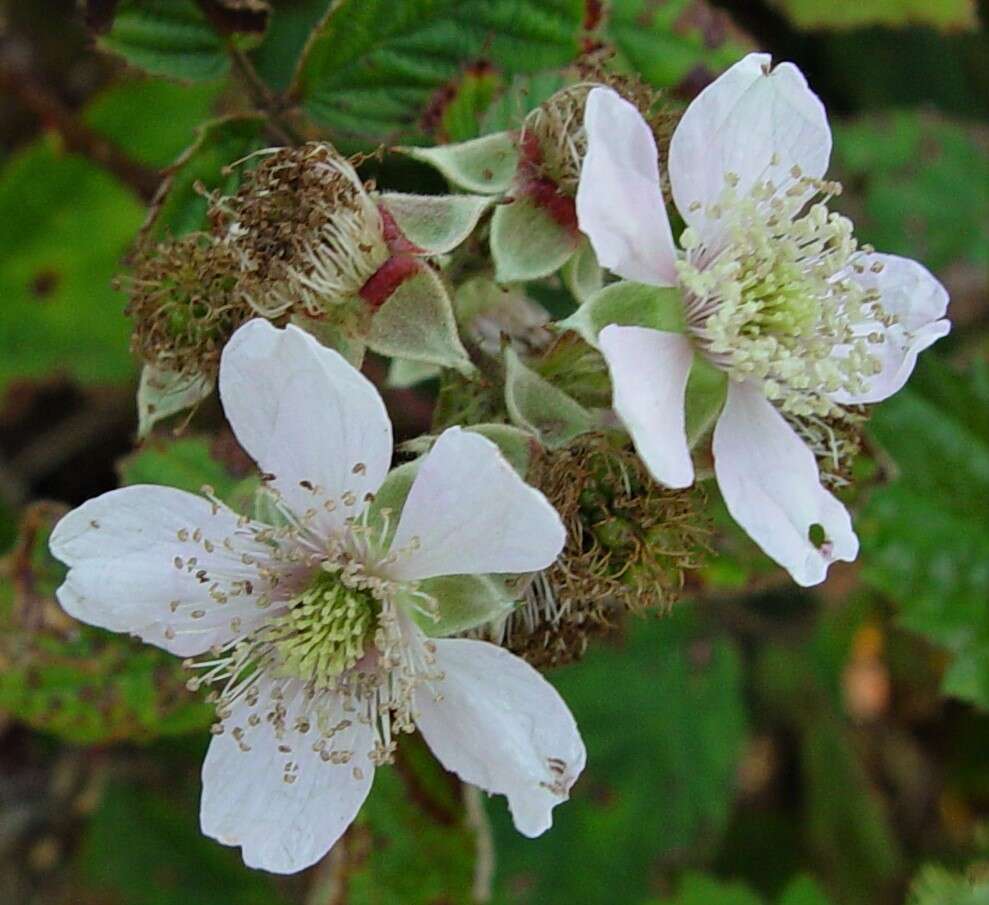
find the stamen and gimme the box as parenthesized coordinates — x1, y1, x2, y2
(676, 169, 892, 418)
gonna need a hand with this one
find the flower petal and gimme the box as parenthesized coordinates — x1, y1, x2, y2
(384, 428, 565, 581)
(833, 253, 950, 405)
(49, 485, 273, 656)
(713, 381, 858, 586)
(201, 676, 375, 874)
(576, 87, 678, 285)
(668, 53, 831, 241)
(219, 320, 393, 536)
(599, 325, 695, 489)
(414, 638, 585, 836)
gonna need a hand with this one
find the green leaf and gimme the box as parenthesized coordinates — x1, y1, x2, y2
(647, 874, 833, 905)
(480, 71, 570, 133)
(907, 865, 989, 905)
(0, 506, 211, 745)
(367, 265, 474, 373)
(136, 365, 213, 438)
(664, 875, 764, 905)
(377, 191, 493, 254)
(399, 131, 519, 195)
(493, 609, 747, 904)
(490, 193, 579, 283)
(146, 114, 267, 240)
(860, 357, 989, 707)
(559, 281, 685, 348)
(250, 0, 331, 93)
(504, 347, 595, 449)
(801, 716, 901, 901)
(348, 738, 476, 904)
(607, 0, 751, 89)
(777, 876, 834, 905)
(834, 112, 989, 271)
(755, 612, 903, 904)
(769, 0, 977, 31)
(438, 66, 503, 142)
(0, 138, 141, 394)
(75, 780, 289, 905)
(413, 574, 517, 636)
(82, 76, 223, 168)
(293, 0, 583, 141)
(118, 435, 243, 499)
(98, 0, 232, 82)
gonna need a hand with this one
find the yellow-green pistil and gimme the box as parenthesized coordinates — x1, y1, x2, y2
(271, 568, 378, 689)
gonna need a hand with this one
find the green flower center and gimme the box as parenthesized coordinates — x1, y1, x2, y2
(271, 568, 378, 688)
(677, 173, 890, 418)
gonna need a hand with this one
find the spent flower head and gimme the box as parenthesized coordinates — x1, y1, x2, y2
(493, 434, 708, 668)
(125, 232, 254, 380)
(50, 319, 583, 874)
(575, 53, 950, 586)
(210, 143, 389, 318)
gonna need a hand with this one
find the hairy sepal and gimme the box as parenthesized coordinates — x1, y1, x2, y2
(397, 132, 518, 194)
(366, 265, 474, 374)
(504, 347, 595, 449)
(559, 281, 685, 348)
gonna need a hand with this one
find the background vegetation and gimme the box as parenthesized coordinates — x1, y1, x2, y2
(0, 1, 987, 903)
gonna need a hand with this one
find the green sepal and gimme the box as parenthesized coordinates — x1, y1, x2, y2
(400, 423, 535, 478)
(398, 132, 518, 195)
(364, 460, 421, 555)
(411, 574, 518, 637)
(136, 364, 212, 439)
(377, 192, 493, 254)
(98, 0, 231, 82)
(367, 266, 474, 374)
(562, 238, 604, 306)
(464, 423, 536, 476)
(685, 355, 728, 450)
(490, 194, 579, 283)
(559, 281, 685, 348)
(386, 357, 441, 388)
(504, 346, 594, 449)
(292, 308, 368, 369)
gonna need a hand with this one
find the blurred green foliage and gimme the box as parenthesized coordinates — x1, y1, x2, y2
(769, 0, 978, 30)
(0, 0, 987, 903)
(861, 357, 989, 708)
(491, 609, 746, 904)
(0, 505, 211, 744)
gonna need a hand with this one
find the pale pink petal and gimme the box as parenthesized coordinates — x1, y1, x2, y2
(668, 53, 831, 242)
(599, 325, 695, 489)
(713, 381, 858, 586)
(49, 485, 274, 657)
(576, 87, 678, 285)
(201, 676, 375, 874)
(832, 253, 950, 405)
(414, 638, 585, 837)
(219, 320, 392, 537)
(384, 428, 565, 582)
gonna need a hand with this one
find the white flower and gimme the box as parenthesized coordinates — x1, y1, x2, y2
(575, 53, 950, 586)
(49, 319, 583, 874)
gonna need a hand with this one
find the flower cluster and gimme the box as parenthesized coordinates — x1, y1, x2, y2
(52, 51, 948, 874)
